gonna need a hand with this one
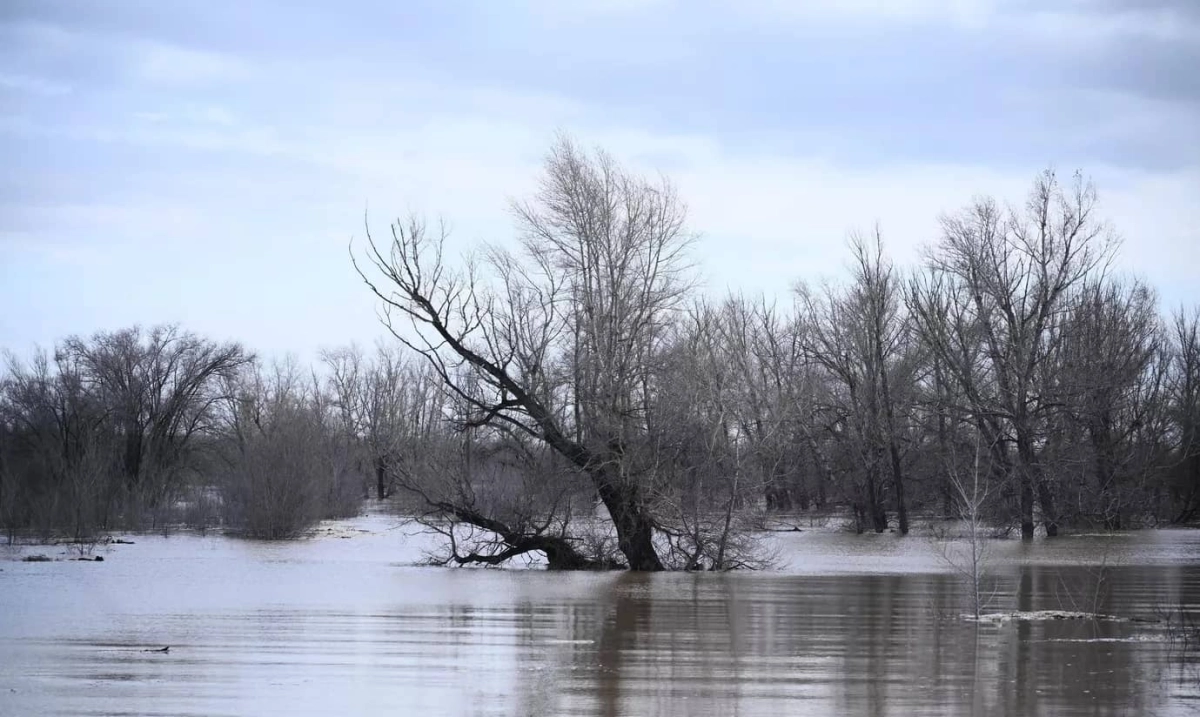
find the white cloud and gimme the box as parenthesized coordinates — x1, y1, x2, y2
(133, 111, 170, 123)
(4, 14, 1196, 360)
(0, 72, 71, 96)
(1024, 6, 1200, 44)
(133, 42, 251, 85)
(740, 0, 998, 28)
(524, 0, 673, 24)
(0, 19, 78, 55)
(740, 0, 1200, 41)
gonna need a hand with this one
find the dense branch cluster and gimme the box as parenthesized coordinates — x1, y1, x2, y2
(2, 141, 1197, 570)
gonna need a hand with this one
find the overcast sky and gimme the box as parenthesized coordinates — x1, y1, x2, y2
(2, 0, 1197, 362)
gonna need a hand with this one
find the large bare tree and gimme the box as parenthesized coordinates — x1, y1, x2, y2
(1053, 279, 1165, 528)
(353, 137, 695, 570)
(1168, 307, 1200, 523)
(60, 325, 250, 517)
(910, 170, 1115, 538)
(798, 231, 916, 533)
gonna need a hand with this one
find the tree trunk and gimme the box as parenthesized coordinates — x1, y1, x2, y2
(1037, 481, 1058, 537)
(596, 475, 663, 571)
(1016, 434, 1037, 539)
(866, 465, 887, 533)
(874, 316, 907, 535)
(1091, 423, 1119, 529)
(375, 454, 388, 500)
(888, 441, 908, 534)
(765, 476, 793, 512)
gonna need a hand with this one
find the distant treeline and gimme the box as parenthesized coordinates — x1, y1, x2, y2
(2, 138, 1198, 570)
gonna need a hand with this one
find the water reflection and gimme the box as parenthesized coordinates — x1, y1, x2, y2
(553, 568, 1198, 716)
(1, 525, 1198, 716)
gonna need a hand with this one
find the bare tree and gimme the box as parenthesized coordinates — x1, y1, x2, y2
(943, 427, 995, 620)
(322, 342, 415, 500)
(395, 419, 615, 570)
(0, 349, 116, 540)
(718, 295, 811, 513)
(1053, 278, 1165, 528)
(59, 325, 250, 522)
(1168, 307, 1200, 523)
(848, 230, 914, 533)
(645, 301, 775, 570)
(215, 358, 360, 538)
(353, 137, 695, 570)
(911, 170, 1116, 538)
(798, 232, 915, 533)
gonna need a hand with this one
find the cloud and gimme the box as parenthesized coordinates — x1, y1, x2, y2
(734, 0, 998, 29)
(0, 72, 71, 96)
(1, 0, 1196, 359)
(1024, 2, 1200, 43)
(131, 42, 252, 85)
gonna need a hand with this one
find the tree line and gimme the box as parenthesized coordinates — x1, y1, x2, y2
(2, 138, 1197, 570)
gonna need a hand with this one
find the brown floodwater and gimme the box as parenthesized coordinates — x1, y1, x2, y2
(2, 515, 1198, 716)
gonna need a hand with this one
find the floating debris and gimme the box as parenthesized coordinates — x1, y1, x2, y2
(967, 610, 1129, 623)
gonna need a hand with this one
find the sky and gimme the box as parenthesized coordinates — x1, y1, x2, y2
(2, 0, 1197, 362)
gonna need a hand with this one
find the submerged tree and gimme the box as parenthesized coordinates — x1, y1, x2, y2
(0, 349, 115, 540)
(911, 171, 1115, 538)
(321, 343, 416, 500)
(0, 327, 250, 536)
(1053, 279, 1165, 528)
(353, 137, 696, 570)
(1168, 308, 1200, 523)
(59, 325, 251, 521)
(215, 359, 362, 538)
(799, 232, 916, 534)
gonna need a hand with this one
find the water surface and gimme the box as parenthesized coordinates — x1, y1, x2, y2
(2, 516, 1198, 716)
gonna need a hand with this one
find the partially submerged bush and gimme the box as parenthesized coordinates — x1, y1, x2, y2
(216, 361, 364, 539)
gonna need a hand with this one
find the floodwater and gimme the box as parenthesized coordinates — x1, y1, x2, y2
(2, 515, 1199, 716)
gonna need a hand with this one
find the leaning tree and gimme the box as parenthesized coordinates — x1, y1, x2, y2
(353, 137, 696, 570)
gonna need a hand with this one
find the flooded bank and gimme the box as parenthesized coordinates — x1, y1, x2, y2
(2, 515, 1198, 716)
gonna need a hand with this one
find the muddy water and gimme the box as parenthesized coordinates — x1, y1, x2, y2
(2, 518, 1198, 716)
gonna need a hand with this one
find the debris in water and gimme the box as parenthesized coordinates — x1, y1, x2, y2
(966, 610, 1129, 623)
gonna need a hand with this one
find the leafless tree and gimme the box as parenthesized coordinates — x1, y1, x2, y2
(1168, 307, 1200, 523)
(910, 170, 1116, 538)
(0, 349, 116, 540)
(215, 358, 360, 538)
(58, 325, 250, 523)
(645, 301, 775, 570)
(718, 295, 812, 513)
(321, 342, 416, 500)
(798, 231, 917, 533)
(1051, 278, 1166, 528)
(395, 420, 616, 570)
(353, 137, 695, 570)
(940, 427, 995, 620)
(849, 230, 914, 533)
